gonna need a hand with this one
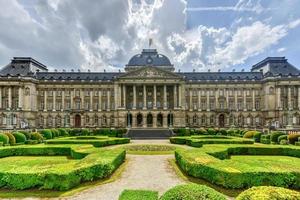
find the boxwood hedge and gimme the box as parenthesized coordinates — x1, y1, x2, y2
(12, 132, 26, 143)
(119, 190, 159, 200)
(0, 133, 9, 145)
(236, 186, 300, 200)
(175, 145, 300, 189)
(0, 145, 126, 190)
(4, 133, 16, 145)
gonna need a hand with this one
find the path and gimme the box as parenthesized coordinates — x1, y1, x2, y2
(69, 154, 186, 200)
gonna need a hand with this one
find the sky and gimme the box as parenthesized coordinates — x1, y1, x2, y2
(0, 0, 299, 72)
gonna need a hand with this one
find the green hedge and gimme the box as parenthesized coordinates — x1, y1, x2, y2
(40, 129, 53, 139)
(46, 137, 130, 147)
(270, 131, 286, 144)
(4, 133, 16, 145)
(236, 186, 300, 200)
(119, 190, 158, 200)
(0, 146, 125, 190)
(288, 134, 300, 145)
(278, 135, 288, 143)
(0, 133, 9, 145)
(160, 184, 226, 200)
(175, 145, 300, 189)
(18, 131, 31, 140)
(12, 132, 26, 143)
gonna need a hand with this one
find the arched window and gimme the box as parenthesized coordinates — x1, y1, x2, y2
(94, 115, 99, 125)
(56, 115, 61, 127)
(85, 115, 90, 124)
(39, 115, 44, 127)
(47, 116, 53, 127)
(110, 116, 114, 126)
(193, 115, 198, 124)
(269, 87, 274, 94)
(25, 87, 30, 96)
(12, 114, 17, 125)
(64, 115, 70, 126)
(102, 115, 107, 127)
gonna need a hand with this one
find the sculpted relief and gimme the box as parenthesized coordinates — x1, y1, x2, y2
(121, 67, 180, 79)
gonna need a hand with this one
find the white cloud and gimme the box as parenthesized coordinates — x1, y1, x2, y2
(277, 47, 286, 53)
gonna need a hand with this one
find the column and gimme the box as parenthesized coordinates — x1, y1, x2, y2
(80, 89, 84, 110)
(53, 89, 56, 111)
(189, 89, 192, 111)
(70, 89, 74, 110)
(90, 89, 93, 111)
(298, 86, 300, 110)
(277, 87, 281, 110)
(252, 89, 256, 111)
(243, 89, 247, 111)
(174, 85, 177, 109)
(226, 89, 229, 109)
(133, 85, 136, 109)
(107, 89, 111, 111)
(234, 89, 238, 111)
(18, 87, 23, 109)
(0, 87, 2, 109)
(143, 85, 147, 110)
(206, 89, 210, 111)
(215, 89, 219, 110)
(98, 90, 102, 111)
(44, 90, 47, 111)
(8, 87, 12, 110)
(153, 85, 157, 109)
(163, 85, 167, 109)
(62, 89, 65, 111)
(198, 89, 201, 111)
(178, 85, 182, 108)
(123, 85, 126, 109)
(288, 87, 292, 110)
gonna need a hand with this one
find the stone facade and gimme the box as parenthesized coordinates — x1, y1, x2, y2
(0, 50, 300, 130)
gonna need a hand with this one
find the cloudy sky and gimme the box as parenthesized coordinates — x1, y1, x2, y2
(0, 0, 300, 72)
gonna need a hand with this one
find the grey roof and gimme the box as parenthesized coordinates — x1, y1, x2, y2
(0, 63, 34, 77)
(127, 49, 172, 66)
(36, 72, 123, 81)
(180, 72, 263, 81)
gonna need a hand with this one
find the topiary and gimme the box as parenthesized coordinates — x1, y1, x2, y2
(279, 139, 288, 145)
(51, 129, 60, 137)
(219, 128, 227, 135)
(40, 129, 53, 139)
(0, 133, 9, 145)
(278, 135, 288, 143)
(207, 128, 216, 135)
(81, 128, 90, 136)
(253, 132, 262, 142)
(12, 132, 26, 143)
(4, 132, 16, 145)
(270, 131, 286, 144)
(197, 128, 207, 135)
(288, 134, 300, 145)
(243, 131, 259, 139)
(236, 186, 300, 200)
(18, 130, 31, 140)
(57, 128, 68, 137)
(31, 132, 43, 143)
(159, 184, 226, 200)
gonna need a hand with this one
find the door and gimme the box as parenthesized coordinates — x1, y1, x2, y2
(219, 114, 225, 127)
(75, 114, 81, 128)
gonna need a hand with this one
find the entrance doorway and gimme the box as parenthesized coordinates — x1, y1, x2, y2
(219, 114, 225, 127)
(147, 113, 153, 127)
(157, 113, 163, 127)
(137, 113, 143, 127)
(127, 113, 132, 127)
(75, 114, 81, 128)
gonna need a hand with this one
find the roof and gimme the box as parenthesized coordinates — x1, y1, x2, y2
(127, 49, 172, 66)
(180, 72, 263, 81)
(35, 72, 123, 81)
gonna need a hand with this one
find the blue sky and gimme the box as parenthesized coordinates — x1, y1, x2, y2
(0, 0, 299, 72)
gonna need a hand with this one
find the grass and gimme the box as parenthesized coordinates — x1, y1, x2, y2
(119, 144, 186, 155)
(119, 189, 159, 200)
(0, 157, 129, 198)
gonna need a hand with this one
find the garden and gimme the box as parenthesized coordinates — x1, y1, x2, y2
(0, 127, 299, 199)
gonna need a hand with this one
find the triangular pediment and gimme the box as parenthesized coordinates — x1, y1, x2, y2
(119, 66, 182, 79)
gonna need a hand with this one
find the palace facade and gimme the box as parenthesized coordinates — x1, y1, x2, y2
(0, 49, 300, 130)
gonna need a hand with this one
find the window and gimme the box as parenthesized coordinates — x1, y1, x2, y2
(219, 101, 224, 109)
(85, 115, 90, 124)
(25, 87, 30, 96)
(94, 115, 99, 125)
(64, 115, 70, 126)
(269, 87, 274, 94)
(255, 100, 260, 110)
(201, 100, 206, 110)
(210, 116, 214, 124)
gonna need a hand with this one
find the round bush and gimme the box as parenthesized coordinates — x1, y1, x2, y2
(5, 133, 16, 145)
(51, 129, 60, 137)
(278, 135, 288, 143)
(18, 130, 31, 140)
(270, 131, 286, 143)
(40, 129, 53, 139)
(12, 132, 26, 143)
(159, 184, 226, 200)
(57, 128, 68, 136)
(207, 128, 216, 135)
(236, 186, 300, 200)
(219, 128, 227, 135)
(243, 131, 258, 139)
(31, 132, 43, 143)
(0, 133, 9, 145)
(288, 134, 300, 145)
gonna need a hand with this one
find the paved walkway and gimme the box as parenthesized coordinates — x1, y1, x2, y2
(69, 154, 186, 200)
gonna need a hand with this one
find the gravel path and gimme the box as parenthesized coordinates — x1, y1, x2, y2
(69, 154, 186, 200)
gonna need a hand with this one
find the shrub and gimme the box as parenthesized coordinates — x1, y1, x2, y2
(226, 129, 235, 136)
(219, 128, 227, 135)
(0, 133, 9, 145)
(280, 139, 288, 145)
(288, 134, 300, 145)
(278, 135, 288, 143)
(18, 130, 31, 140)
(270, 131, 286, 144)
(197, 128, 207, 135)
(5, 133, 16, 145)
(81, 128, 90, 136)
(236, 186, 300, 200)
(160, 184, 226, 200)
(207, 128, 216, 135)
(57, 128, 69, 137)
(70, 129, 81, 136)
(51, 129, 60, 137)
(261, 134, 271, 144)
(119, 190, 158, 200)
(31, 132, 43, 143)
(243, 131, 257, 139)
(253, 132, 262, 142)
(12, 132, 26, 143)
(40, 129, 53, 139)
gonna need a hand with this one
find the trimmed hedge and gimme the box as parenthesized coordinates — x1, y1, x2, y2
(12, 132, 26, 143)
(278, 135, 288, 143)
(270, 131, 286, 144)
(0, 146, 126, 190)
(160, 184, 226, 200)
(51, 129, 60, 137)
(236, 186, 300, 200)
(175, 145, 300, 189)
(40, 129, 53, 139)
(0, 133, 9, 145)
(30, 132, 43, 143)
(57, 128, 69, 136)
(4, 133, 16, 145)
(18, 131, 31, 140)
(261, 134, 271, 144)
(288, 134, 300, 145)
(119, 190, 158, 200)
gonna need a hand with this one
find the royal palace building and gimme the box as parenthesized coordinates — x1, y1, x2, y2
(0, 49, 300, 130)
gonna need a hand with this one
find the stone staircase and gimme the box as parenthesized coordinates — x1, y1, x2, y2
(126, 129, 173, 139)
